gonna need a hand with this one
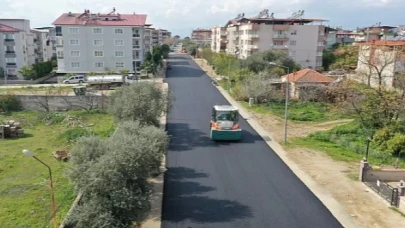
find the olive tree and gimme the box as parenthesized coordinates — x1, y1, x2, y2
(241, 71, 281, 103)
(108, 82, 169, 126)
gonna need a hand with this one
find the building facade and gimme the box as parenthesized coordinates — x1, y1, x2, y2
(222, 13, 327, 69)
(192, 29, 212, 45)
(31, 28, 54, 63)
(211, 27, 227, 52)
(355, 40, 405, 88)
(0, 19, 36, 79)
(52, 8, 152, 74)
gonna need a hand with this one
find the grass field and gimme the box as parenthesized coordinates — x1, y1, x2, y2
(0, 110, 115, 228)
(0, 86, 74, 95)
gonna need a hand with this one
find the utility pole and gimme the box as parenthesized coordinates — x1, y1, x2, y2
(227, 58, 231, 90)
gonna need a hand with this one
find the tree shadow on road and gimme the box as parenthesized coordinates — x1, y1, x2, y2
(167, 122, 264, 152)
(162, 167, 253, 224)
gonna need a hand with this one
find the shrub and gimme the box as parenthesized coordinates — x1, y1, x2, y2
(59, 127, 92, 143)
(0, 94, 21, 112)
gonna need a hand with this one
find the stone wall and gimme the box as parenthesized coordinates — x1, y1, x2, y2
(17, 95, 109, 111)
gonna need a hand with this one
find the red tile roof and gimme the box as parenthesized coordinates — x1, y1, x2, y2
(0, 24, 20, 32)
(52, 13, 147, 26)
(282, 69, 334, 83)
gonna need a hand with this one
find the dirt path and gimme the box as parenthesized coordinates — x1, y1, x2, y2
(194, 58, 405, 228)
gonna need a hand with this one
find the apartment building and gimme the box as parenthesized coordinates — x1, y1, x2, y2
(0, 19, 36, 79)
(222, 12, 327, 69)
(355, 40, 405, 88)
(52, 8, 151, 74)
(192, 29, 212, 45)
(211, 26, 227, 52)
(31, 28, 54, 63)
(158, 29, 170, 43)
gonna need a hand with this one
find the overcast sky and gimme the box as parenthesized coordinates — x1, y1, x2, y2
(0, 0, 404, 37)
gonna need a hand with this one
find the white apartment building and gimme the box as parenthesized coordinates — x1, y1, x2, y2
(52, 8, 151, 74)
(0, 19, 36, 79)
(223, 14, 327, 69)
(211, 26, 227, 52)
(31, 28, 54, 63)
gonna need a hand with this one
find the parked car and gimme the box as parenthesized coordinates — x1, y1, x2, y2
(63, 75, 85, 84)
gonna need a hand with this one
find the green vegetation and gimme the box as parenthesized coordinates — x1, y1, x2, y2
(0, 86, 74, 94)
(65, 82, 169, 227)
(18, 60, 55, 80)
(241, 101, 349, 122)
(0, 110, 114, 228)
(0, 94, 21, 112)
(141, 44, 169, 74)
(322, 44, 359, 71)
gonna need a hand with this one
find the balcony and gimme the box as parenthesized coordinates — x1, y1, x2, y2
(247, 45, 259, 50)
(56, 44, 63, 47)
(273, 34, 289, 39)
(133, 55, 141, 60)
(56, 32, 62, 36)
(247, 34, 259, 40)
(144, 36, 150, 40)
(4, 39, 15, 45)
(5, 51, 16, 57)
(246, 24, 260, 30)
(133, 34, 141, 38)
(57, 56, 64, 59)
(272, 45, 288, 50)
(6, 62, 17, 68)
(132, 45, 141, 49)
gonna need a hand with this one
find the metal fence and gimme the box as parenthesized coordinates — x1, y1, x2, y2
(363, 170, 399, 207)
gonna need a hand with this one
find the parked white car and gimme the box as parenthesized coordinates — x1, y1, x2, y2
(62, 75, 85, 84)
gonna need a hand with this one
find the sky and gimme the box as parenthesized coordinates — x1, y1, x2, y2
(0, 0, 404, 37)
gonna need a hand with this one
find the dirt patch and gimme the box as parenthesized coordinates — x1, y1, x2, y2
(194, 59, 405, 227)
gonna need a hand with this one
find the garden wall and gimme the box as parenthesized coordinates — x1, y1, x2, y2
(17, 95, 109, 111)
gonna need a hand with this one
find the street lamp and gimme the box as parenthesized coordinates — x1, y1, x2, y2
(23, 149, 58, 228)
(269, 62, 290, 144)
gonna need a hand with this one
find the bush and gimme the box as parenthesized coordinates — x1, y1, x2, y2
(38, 112, 65, 125)
(109, 82, 169, 126)
(59, 127, 92, 143)
(67, 121, 169, 226)
(0, 94, 21, 112)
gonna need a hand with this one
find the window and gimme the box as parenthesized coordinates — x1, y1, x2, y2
(115, 39, 124, 46)
(274, 41, 283, 45)
(290, 40, 296, 46)
(71, 62, 80, 68)
(317, 42, 324, 46)
(115, 28, 124, 34)
(115, 51, 124, 57)
(70, 50, 80, 57)
(94, 39, 103, 46)
(319, 30, 325, 36)
(317, 51, 323, 56)
(95, 62, 104, 68)
(5, 58, 16, 63)
(93, 28, 103, 34)
(94, 51, 104, 57)
(316, 61, 322, 67)
(116, 62, 124, 68)
(291, 30, 297, 35)
(70, 39, 80, 45)
(69, 27, 79, 34)
(57, 50, 63, 57)
(289, 51, 296, 56)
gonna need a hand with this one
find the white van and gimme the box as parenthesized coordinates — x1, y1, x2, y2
(63, 75, 85, 84)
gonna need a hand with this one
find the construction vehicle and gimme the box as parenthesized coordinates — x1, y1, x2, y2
(210, 105, 242, 141)
(86, 75, 138, 90)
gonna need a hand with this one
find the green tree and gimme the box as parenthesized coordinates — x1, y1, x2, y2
(18, 65, 36, 80)
(108, 82, 169, 126)
(119, 69, 130, 75)
(145, 51, 152, 62)
(322, 49, 336, 71)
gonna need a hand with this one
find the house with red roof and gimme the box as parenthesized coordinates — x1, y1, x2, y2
(281, 68, 335, 99)
(52, 8, 171, 74)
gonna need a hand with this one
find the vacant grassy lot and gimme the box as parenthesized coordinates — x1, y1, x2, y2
(0, 110, 115, 227)
(288, 122, 405, 168)
(241, 101, 349, 122)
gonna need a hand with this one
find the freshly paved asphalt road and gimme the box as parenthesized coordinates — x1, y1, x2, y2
(161, 54, 343, 228)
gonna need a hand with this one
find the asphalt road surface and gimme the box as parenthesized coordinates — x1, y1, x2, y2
(161, 54, 343, 228)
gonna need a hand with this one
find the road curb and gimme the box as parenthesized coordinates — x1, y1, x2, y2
(142, 82, 169, 228)
(213, 84, 360, 228)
